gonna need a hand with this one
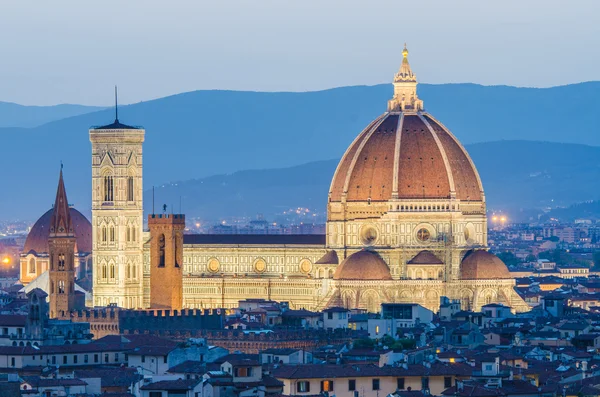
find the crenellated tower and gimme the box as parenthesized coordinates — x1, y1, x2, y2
(90, 94, 145, 309)
(148, 213, 185, 310)
(48, 168, 76, 318)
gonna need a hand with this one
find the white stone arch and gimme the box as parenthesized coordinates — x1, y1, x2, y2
(360, 289, 380, 313)
(460, 288, 474, 310)
(399, 290, 412, 302)
(318, 268, 325, 278)
(480, 288, 497, 306)
(341, 290, 355, 309)
(415, 269, 423, 279)
(28, 256, 36, 274)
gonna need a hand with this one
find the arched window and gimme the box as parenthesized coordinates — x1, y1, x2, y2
(28, 258, 35, 274)
(132, 263, 137, 279)
(58, 281, 65, 294)
(58, 254, 65, 271)
(102, 263, 107, 279)
(103, 175, 114, 202)
(158, 234, 166, 267)
(101, 226, 107, 242)
(127, 176, 134, 201)
(110, 264, 115, 279)
(109, 226, 115, 242)
(132, 226, 136, 241)
(126, 227, 131, 242)
(126, 263, 131, 279)
(328, 269, 334, 278)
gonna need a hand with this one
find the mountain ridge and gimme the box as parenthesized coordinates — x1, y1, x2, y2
(3, 82, 600, 220)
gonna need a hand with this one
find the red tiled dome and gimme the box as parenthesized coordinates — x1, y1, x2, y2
(23, 208, 92, 255)
(333, 250, 392, 280)
(329, 113, 483, 203)
(460, 250, 512, 280)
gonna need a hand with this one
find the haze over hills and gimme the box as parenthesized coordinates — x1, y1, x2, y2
(147, 141, 600, 223)
(0, 102, 105, 128)
(2, 82, 600, 221)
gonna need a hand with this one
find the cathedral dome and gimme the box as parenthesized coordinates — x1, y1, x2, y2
(333, 250, 392, 280)
(23, 208, 92, 255)
(328, 46, 483, 205)
(460, 250, 512, 280)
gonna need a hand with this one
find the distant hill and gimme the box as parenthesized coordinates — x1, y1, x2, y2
(3, 82, 600, 220)
(147, 141, 600, 223)
(0, 102, 104, 128)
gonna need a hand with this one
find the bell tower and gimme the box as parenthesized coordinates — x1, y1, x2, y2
(148, 212, 185, 310)
(48, 168, 76, 318)
(90, 90, 145, 309)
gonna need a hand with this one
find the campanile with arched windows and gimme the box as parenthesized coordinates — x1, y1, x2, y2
(48, 169, 76, 318)
(90, 109, 145, 309)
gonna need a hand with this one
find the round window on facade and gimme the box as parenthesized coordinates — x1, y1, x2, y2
(254, 259, 267, 273)
(207, 258, 220, 273)
(416, 228, 431, 242)
(360, 225, 379, 246)
(299, 259, 312, 274)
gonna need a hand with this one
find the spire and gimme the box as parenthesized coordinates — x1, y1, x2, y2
(49, 167, 73, 237)
(396, 43, 416, 82)
(387, 43, 423, 112)
(114, 85, 119, 122)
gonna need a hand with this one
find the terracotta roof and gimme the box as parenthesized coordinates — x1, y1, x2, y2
(329, 113, 483, 202)
(92, 119, 140, 130)
(23, 207, 92, 255)
(315, 250, 339, 265)
(183, 234, 325, 246)
(407, 250, 443, 265)
(333, 250, 392, 280)
(460, 250, 512, 280)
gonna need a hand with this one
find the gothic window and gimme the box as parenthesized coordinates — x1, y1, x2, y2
(110, 264, 115, 279)
(58, 281, 65, 294)
(174, 235, 179, 268)
(101, 226, 107, 243)
(132, 226, 137, 241)
(126, 263, 131, 279)
(58, 254, 65, 271)
(102, 263, 107, 279)
(158, 234, 166, 267)
(127, 177, 134, 201)
(126, 227, 131, 242)
(109, 226, 115, 242)
(103, 175, 114, 202)
(28, 258, 35, 274)
(132, 263, 137, 279)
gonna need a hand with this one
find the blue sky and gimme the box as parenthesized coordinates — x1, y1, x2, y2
(0, 0, 598, 106)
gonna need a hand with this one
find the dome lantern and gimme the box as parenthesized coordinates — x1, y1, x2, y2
(387, 43, 424, 112)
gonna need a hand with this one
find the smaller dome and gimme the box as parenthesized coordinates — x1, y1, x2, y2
(460, 250, 512, 280)
(407, 250, 443, 265)
(23, 208, 92, 255)
(334, 250, 392, 280)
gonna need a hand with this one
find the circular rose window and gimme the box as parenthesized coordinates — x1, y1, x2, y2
(299, 259, 312, 274)
(207, 258, 220, 273)
(416, 228, 431, 242)
(254, 259, 266, 273)
(360, 225, 378, 246)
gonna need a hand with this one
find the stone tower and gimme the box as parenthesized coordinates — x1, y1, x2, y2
(48, 169, 76, 318)
(148, 213, 185, 310)
(90, 104, 145, 309)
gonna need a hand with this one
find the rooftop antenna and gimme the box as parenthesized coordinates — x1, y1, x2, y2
(60, 160, 63, 170)
(114, 85, 119, 122)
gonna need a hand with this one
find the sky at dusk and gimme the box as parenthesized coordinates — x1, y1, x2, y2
(0, 0, 598, 106)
